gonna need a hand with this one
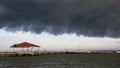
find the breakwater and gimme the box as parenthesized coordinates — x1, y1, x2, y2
(0, 50, 120, 57)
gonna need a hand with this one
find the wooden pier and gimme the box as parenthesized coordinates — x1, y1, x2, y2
(0, 50, 119, 57)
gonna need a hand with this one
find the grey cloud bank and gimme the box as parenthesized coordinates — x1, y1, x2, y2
(0, 0, 120, 37)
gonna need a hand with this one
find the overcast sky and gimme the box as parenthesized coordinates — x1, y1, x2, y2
(0, 0, 120, 51)
(0, 29, 120, 51)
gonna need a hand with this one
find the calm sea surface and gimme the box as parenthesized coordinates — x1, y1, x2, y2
(0, 54, 120, 68)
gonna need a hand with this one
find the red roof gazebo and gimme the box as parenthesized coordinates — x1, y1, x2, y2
(10, 42, 40, 52)
(10, 42, 40, 48)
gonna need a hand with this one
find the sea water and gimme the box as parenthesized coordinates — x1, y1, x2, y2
(0, 54, 120, 68)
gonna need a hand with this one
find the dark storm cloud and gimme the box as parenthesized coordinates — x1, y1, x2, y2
(0, 0, 120, 37)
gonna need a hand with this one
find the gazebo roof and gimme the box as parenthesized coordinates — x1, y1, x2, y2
(10, 42, 40, 48)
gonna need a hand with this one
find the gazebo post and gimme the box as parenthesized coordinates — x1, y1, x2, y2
(31, 47, 33, 52)
(17, 47, 19, 52)
(23, 47, 24, 52)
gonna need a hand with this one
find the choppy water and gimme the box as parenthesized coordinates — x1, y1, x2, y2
(0, 54, 120, 68)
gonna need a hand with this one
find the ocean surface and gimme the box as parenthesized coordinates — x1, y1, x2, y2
(0, 54, 120, 68)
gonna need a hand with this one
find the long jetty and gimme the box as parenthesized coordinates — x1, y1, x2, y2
(0, 50, 120, 57)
